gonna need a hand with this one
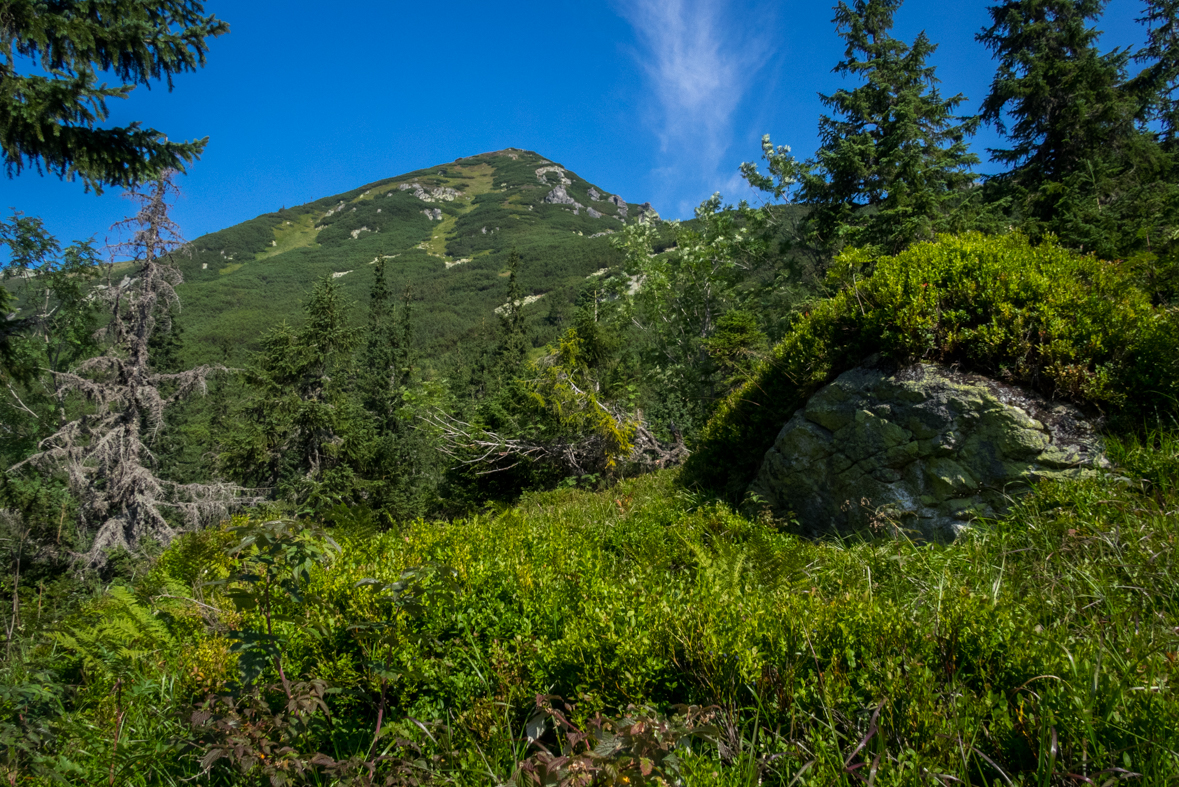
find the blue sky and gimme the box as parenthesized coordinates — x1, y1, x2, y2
(3, 0, 1151, 249)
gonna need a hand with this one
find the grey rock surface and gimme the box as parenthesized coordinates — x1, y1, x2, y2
(402, 182, 462, 203)
(608, 195, 628, 218)
(749, 362, 1106, 541)
(588, 187, 602, 201)
(544, 185, 584, 209)
(587, 207, 602, 219)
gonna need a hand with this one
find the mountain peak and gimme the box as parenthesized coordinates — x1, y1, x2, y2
(173, 150, 657, 368)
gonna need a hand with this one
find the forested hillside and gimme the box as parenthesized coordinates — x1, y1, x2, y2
(169, 149, 654, 368)
(3, 0, 1179, 785)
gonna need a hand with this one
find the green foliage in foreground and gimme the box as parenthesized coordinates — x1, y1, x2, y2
(686, 232, 1179, 499)
(3, 433, 1177, 784)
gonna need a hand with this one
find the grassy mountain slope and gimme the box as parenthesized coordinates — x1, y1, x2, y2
(174, 148, 651, 367)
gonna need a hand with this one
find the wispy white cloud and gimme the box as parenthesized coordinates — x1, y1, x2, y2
(617, 0, 775, 217)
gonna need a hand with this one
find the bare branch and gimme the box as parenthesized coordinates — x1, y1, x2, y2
(423, 406, 688, 479)
(4, 383, 39, 419)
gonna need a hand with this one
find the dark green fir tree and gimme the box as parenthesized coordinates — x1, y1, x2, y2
(1, 0, 227, 192)
(463, 248, 530, 403)
(360, 255, 400, 419)
(976, 0, 1172, 259)
(800, 0, 979, 254)
(360, 259, 434, 518)
(1131, 0, 1179, 302)
(221, 276, 370, 507)
(494, 249, 529, 377)
(980, 0, 1134, 187)
(1136, 0, 1179, 143)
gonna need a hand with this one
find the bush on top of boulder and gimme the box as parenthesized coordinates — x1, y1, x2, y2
(685, 232, 1179, 500)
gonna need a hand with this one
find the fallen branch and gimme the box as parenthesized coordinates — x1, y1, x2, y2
(423, 408, 688, 478)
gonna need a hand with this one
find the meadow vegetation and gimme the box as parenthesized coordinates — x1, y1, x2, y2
(3, 0, 1179, 784)
(3, 439, 1177, 784)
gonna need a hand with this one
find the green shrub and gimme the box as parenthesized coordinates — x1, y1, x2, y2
(685, 232, 1179, 499)
(193, 448, 1179, 783)
(7, 440, 1179, 783)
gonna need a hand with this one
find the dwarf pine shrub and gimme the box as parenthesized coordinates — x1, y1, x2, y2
(685, 232, 1179, 499)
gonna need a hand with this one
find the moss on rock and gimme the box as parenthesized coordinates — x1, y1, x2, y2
(749, 361, 1107, 541)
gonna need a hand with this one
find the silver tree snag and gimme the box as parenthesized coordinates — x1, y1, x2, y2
(15, 172, 252, 562)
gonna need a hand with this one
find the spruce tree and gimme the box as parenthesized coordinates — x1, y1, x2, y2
(979, 0, 1135, 177)
(221, 276, 369, 507)
(446, 248, 540, 500)
(978, 2, 1136, 202)
(1, 1, 228, 192)
(1132, 1, 1179, 303)
(494, 249, 529, 377)
(1137, 0, 1179, 144)
(800, 0, 979, 254)
(361, 256, 400, 419)
(358, 260, 434, 518)
(979, 0, 1176, 260)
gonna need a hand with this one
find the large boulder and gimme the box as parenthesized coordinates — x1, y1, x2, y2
(749, 362, 1106, 541)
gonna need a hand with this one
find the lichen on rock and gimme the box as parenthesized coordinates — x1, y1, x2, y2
(749, 361, 1106, 541)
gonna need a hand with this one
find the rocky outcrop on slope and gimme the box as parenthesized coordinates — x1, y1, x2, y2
(536, 166, 572, 186)
(608, 195, 628, 219)
(636, 202, 660, 223)
(749, 362, 1106, 541)
(399, 182, 463, 202)
(544, 185, 585, 211)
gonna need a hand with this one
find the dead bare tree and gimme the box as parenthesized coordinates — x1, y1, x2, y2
(13, 173, 256, 563)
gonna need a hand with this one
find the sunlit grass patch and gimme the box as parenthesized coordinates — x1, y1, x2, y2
(255, 212, 319, 261)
